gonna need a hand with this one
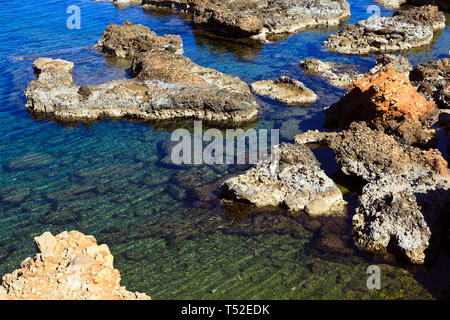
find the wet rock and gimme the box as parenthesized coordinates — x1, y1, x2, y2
(410, 58, 450, 109)
(295, 122, 450, 264)
(300, 58, 364, 88)
(94, 20, 184, 58)
(222, 143, 347, 215)
(323, 6, 445, 54)
(251, 76, 317, 106)
(1, 231, 150, 299)
(142, 0, 350, 42)
(25, 53, 258, 124)
(325, 66, 437, 146)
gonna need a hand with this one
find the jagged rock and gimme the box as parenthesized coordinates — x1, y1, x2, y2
(295, 122, 450, 264)
(369, 54, 413, 75)
(374, 0, 407, 9)
(222, 143, 347, 216)
(142, 0, 350, 42)
(251, 76, 317, 105)
(300, 58, 364, 87)
(323, 6, 446, 54)
(0, 231, 150, 300)
(25, 53, 258, 123)
(94, 21, 183, 58)
(325, 66, 437, 145)
(410, 58, 450, 109)
(407, 0, 450, 12)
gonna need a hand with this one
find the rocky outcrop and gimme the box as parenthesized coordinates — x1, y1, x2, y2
(94, 20, 184, 58)
(410, 58, 450, 109)
(374, 0, 407, 9)
(300, 58, 364, 88)
(294, 122, 450, 264)
(377, 0, 450, 12)
(300, 54, 412, 88)
(251, 76, 317, 105)
(222, 143, 347, 216)
(25, 23, 259, 124)
(325, 66, 437, 145)
(0, 231, 150, 300)
(142, 0, 350, 42)
(323, 6, 446, 54)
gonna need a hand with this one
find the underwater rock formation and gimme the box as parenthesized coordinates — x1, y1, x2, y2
(25, 28, 259, 124)
(323, 5, 446, 54)
(222, 143, 346, 216)
(295, 122, 450, 264)
(0, 231, 150, 300)
(325, 66, 437, 146)
(410, 58, 450, 109)
(94, 20, 184, 58)
(251, 76, 317, 105)
(142, 0, 350, 42)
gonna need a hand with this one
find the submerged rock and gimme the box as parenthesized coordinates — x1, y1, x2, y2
(94, 20, 184, 58)
(410, 58, 450, 109)
(142, 0, 350, 42)
(222, 143, 346, 216)
(251, 76, 317, 106)
(325, 66, 437, 146)
(295, 122, 450, 264)
(0, 231, 150, 300)
(25, 25, 259, 124)
(323, 6, 446, 54)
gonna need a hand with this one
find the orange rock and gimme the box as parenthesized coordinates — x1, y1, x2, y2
(0, 231, 150, 300)
(326, 66, 437, 145)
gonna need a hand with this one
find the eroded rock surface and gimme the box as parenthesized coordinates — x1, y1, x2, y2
(25, 23, 259, 124)
(251, 76, 317, 105)
(142, 0, 350, 41)
(0, 231, 150, 300)
(323, 6, 446, 54)
(94, 20, 184, 58)
(410, 58, 450, 109)
(222, 143, 346, 216)
(300, 58, 364, 87)
(295, 122, 450, 264)
(325, 66, 437, 145)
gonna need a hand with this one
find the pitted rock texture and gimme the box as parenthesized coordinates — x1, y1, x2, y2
(25, 52, 259, 124)
(323, 6, 446, 54)
(251, 76, 317, 105)
(0, 231, 150, 300)
(376, 0, 450, 11)
(295, 122, 450, 264)
(325, 66, 437, 145)
(369, 54, 413, 76)
(222, 143, 347, 216)
(374, 0, 407, 9)
(142, 0, 350, 41)
(94, 20, 184, 58)
(410, 58, 450, 109)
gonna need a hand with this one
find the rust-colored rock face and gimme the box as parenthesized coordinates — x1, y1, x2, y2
(326, 66, 437, 145)
(0, 231, 150, 300)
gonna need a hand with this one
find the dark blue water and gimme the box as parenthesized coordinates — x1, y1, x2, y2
(0, 0, 449, 299)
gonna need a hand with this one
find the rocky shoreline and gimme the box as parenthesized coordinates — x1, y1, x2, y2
(25, 21, 259, 124)
(0, 231, 150, 300)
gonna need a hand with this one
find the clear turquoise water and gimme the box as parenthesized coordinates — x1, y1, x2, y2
(0, 0, 449, 299)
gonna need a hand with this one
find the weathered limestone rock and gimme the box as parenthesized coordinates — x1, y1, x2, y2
(94, 20, 184, 58)
(0, 231, 150, 300)
(222, 143, 347, 216)
(300, 58, 364, 88)
(26, 32, 259, 124)
(376, 0, 450, 11)
(251, 76, 317, 105)
(374, 0, 407, 9)
(325, 66, 437, 145)
(410, 58, 450, 109)
(295, 122, 450, 264)
(369, 54, 413, 76)
(323, 6, 446, 54)
(142, 0, 350, 42)
(113, 0, 142, 6)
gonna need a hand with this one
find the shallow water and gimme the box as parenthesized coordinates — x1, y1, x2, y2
(0, 0, 449, 299)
